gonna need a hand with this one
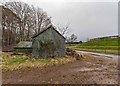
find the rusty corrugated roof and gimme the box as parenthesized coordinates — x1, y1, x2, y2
(14, 41, 32, 48)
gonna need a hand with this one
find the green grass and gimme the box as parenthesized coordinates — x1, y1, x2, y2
(6, 56, 53, 65)
(7, 58, 28, 65)
(76, 46, 119, 50)
(79, 38, 119, 46)
(67, 37, 120, 55)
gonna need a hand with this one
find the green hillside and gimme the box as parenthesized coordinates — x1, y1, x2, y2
(79, 38, 118, 46)
(67, 37, 119, 55)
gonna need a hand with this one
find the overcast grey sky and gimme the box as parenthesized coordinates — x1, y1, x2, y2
(2, 0, 118, 41)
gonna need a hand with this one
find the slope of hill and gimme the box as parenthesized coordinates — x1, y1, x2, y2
(67, 37, 119, 55)
(80, 38, 118, 46)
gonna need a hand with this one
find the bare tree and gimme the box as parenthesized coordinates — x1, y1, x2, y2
(66, 34, 77, 43)
(31, 6, 51, 34)
(4, 1, 51, 41)
(70, 34, 77, 42)
(4, 1, 32, 41)
(57, 23, 69, 36)
(2, 6, 21, 47)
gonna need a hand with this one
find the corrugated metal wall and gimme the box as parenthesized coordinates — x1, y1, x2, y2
(51, 28, 66, 57)
(32, 27, 65, 57)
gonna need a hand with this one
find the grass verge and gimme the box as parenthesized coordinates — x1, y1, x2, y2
(67, 44, 119, 55)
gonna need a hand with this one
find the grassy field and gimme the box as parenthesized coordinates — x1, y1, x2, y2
(67, 37, 119, 55)
(2, 52, 76, 72)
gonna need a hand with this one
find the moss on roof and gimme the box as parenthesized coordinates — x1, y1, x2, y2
(14, 41, 32, 48)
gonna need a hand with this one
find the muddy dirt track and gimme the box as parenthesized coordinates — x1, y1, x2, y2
(2, 54, 119, 84)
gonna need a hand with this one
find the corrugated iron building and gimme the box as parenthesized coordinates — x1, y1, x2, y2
(14, 41, 32, 53)
(32, 25, 66, 57)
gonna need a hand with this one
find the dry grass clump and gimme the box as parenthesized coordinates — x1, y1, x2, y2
(66, 48, 86, 60)
(2, 52, 76, 72)
(2, 48, 88, 72)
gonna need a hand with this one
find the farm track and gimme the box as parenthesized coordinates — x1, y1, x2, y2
(2, 54, 118, 84)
